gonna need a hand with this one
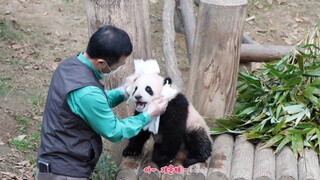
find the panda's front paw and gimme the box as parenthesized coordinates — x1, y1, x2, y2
(122, 146, 142, 157)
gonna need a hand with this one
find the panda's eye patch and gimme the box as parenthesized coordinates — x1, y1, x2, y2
(145, 86, 153, 95)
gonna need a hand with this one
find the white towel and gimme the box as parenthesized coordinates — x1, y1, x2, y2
(143, 82, 178, 134)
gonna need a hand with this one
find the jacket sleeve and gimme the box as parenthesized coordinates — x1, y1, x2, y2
(104, 88, 126, 108)
(67, 86, 151, 143)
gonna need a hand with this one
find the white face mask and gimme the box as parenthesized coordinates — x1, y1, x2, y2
(101, 62, 124, 88)
(104, 62, 123, 76)
(109, 66, 123, 75)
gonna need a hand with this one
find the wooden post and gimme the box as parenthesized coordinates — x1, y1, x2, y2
(85, 0, 152, 165)
(186, 0, 247, 118)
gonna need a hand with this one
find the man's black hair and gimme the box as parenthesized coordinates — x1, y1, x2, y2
(86, 25, 133, 66)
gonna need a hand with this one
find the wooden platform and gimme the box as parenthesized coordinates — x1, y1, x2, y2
(116, 134, 320, 180)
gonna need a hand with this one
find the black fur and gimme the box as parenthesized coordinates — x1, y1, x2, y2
(163, 77, 172, 85)
(122, 93, 212, 168)
(145, 86, 153, 95)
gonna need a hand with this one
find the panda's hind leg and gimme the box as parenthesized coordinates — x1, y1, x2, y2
(183, 128, 212, 167)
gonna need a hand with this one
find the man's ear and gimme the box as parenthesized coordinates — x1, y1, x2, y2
(97, 59, 106, 65)
(163, 77, 172, 86)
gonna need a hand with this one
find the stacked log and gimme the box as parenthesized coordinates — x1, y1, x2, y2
(230, 135, 254, 180)
(207, 134, 234, 180)
(116, 135, 320, 180)
(253, 143, 276, 180)
(276, 146, 298, 180)
(298, 149, 320, 180)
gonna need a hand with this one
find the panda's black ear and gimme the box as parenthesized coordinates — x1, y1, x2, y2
(163, 77, 172, 86)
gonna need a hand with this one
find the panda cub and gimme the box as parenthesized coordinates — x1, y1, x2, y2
(122, 73, 212, 168)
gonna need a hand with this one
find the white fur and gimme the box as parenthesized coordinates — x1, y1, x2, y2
(186, 104, 210, 132)
(128, 73, 164, 112)
(134, 59, 160, 74)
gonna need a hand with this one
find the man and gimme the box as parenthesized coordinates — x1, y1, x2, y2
(36, 25, 167, 179)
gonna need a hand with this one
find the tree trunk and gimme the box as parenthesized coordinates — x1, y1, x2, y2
(85, 0, 152, 165)
(186, 0, 247, 118)
(179, 0, 196, 63)
(162, 0, 184, 90)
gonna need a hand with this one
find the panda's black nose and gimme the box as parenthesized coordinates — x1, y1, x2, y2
(135, 95, 142, 100)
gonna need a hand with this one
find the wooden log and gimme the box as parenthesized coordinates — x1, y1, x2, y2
(138, 152, 161, 180)
(298, 148, 320, 180)
(185, 161, 209, 180)
(276, 146, 298, 180)
(230, 135, 254, 180)
(161, 150, 186, 180)
(207, 134, 234, 180)
(160, 165, 185, 180)
(240, 44, 293, 63)
(116, 156, 144, 180)
(239, 33, 254, 71)
(242, 33, 256, 44)
(186, 0, 247, 118)
(253, 143, 275, 180)
(116, 139, 153, 179)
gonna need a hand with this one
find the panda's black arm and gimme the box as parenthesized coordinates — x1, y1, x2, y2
(122, 111, 151, 157)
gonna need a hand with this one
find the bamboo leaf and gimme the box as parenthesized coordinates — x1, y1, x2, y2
(213, 118, 241, 129)
(210, 127, 229, 135)
(272, 118, 286, 135)
(261, 134, 284, 149)
(283, 104, 305, 114)
(317, 128, 320, 152)
(237, 106, 258, 116)
(295, 109, 310, 126)
(296, 134, 304, 156)
(278, 90, 290, 104)
(310, 79, 320, 86)
(286, 127, 313, 135)
(302, 87, 320, 104)
(275, 105, 282, 119)
(274, 136, 292, 154)
(291, 134, 304, 157)
(303, 69, 320, 77)
(285, 111, 306, 123)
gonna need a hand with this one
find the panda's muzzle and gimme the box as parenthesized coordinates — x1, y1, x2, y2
(134, 95, 147, 111)
(136, 101, 147, 110)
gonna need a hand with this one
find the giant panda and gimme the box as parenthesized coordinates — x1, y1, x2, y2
(122, 73, 212, 168)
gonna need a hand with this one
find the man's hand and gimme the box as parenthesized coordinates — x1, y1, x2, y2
(145, 98, 168, 118)
(120, 73, 140, 100)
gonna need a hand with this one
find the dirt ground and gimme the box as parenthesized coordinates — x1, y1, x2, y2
(0, 0, 319, 179)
